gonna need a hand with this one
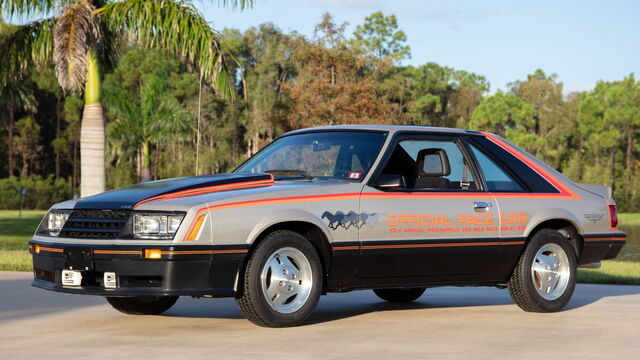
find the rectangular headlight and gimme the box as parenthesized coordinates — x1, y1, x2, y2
(41, 210, 71, 236)
(133, 214, 185, 239)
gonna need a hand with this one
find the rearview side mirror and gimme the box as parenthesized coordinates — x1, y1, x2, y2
(375, 174, 406, 189)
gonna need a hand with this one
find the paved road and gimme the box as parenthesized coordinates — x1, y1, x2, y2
(1, 272, 639, 359)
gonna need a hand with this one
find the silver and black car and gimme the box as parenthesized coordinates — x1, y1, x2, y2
(29, 125, 625, 327)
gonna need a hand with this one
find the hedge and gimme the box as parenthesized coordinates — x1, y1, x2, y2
(0, 176, 75, 210)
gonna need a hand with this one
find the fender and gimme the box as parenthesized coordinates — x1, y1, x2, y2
(524, 207, 584, 238)
(245, 209, 336, 246)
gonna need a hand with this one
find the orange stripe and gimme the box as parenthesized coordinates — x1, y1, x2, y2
(332, 246, 360, 251)
(362, 242, 502, 250)
(39, 246, 63, 253)
(94, 250, 141, 255)
(134, 176, 274, 208)
(161, 249, 248, 255)
(502, 241, 525, 245)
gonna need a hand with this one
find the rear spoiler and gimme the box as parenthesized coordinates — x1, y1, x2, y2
(574, 183, 612, 201)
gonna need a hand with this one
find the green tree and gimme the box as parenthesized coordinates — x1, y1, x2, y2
(0, 0, 251, 196)
(406, 62, 489, 128)
(469, 91, 540, 149)
(285, 14, 402, 129)
(103, 49, 193, 182)
(13, 117, 42, 176)
(352, 11, 410, 62)
(508, 69, 571, 166)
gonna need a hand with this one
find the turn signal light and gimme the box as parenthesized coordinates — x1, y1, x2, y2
(34, 244, 41, 254)
(144, 249, 162, 259)
(185, 214, 206, 241)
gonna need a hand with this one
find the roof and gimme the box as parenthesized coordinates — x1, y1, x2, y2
(283, 124, 483, 136)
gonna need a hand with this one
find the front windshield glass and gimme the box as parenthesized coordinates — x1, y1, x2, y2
(236, 131, 388, 181)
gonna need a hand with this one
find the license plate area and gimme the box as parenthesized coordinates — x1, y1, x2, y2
(64, 247, 93, 271)
(61, 269, 83, 286)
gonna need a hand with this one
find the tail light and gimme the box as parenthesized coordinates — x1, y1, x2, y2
(609, 204, 618, 228)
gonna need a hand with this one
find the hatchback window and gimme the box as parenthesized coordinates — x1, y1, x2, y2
(469, 143, 524, 192)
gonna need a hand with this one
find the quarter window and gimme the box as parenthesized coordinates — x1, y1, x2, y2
(469, 143, 524, 192)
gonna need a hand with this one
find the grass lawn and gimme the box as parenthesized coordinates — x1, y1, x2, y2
(0, 210, 45, 271)
(0, 210, 639, 286)
(577, 261, 640, 285)
(618, 213, 640, 227)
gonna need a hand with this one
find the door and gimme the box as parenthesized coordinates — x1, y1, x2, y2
(357, 134, 501, 286)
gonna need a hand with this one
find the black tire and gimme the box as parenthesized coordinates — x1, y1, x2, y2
(508, 229, 577, 312)
(106, 296, 179, 315)
(236, 230, 323, 327)
(373, 288, 426, 302)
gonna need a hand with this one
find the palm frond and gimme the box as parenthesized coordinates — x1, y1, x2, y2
(0, 0, 71, 18)
(53, 1, 99, 92)
(97, 0, 238, 99)
(211, 0, 254, 10)
(0, 18, 53, 86)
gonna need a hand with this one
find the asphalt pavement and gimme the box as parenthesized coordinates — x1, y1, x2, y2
(1, 271, 639, 359)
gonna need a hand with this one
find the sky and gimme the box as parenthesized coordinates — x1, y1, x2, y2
(198, 0, 640, 93)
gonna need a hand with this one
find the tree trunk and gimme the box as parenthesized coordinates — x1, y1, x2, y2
(80, 51, 105, 197)
(72, 139, 78, 190)
(55, 97, 61, 179)
(232, 101, 238, 161)
(626, 128, 633, 187)
(55, 97, 61, 178)
(7, 93, 15, 177)
(141, 141, 151, 182)
(153, 142, 160, 180)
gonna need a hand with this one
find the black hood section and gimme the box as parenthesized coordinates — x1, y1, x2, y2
(74, 173, 272, 210)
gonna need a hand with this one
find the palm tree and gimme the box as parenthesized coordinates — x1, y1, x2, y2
(105, 68, 193, 182)
(0, 0, 251, 196)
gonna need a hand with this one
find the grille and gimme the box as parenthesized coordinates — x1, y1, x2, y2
(60, 210, 130, 239)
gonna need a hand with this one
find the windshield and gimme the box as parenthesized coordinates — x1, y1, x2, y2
(236, 131, 388, 181)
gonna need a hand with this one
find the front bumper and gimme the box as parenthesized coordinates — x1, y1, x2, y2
(29, 240, 249, 297)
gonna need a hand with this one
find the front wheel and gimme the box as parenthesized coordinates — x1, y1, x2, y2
(106, 296, 178, 315)
(236, 230, 323, 327)
(508, 229, 577, 312)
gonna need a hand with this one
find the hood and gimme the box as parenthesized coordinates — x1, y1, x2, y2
(73, 173, 274, 210)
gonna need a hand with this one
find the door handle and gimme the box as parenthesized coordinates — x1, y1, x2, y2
(473, 202, 492, 212)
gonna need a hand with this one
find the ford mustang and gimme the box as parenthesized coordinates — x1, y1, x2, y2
(29, 125, 626, 327)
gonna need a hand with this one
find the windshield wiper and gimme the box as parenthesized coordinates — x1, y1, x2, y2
(265, 169, 314, 181)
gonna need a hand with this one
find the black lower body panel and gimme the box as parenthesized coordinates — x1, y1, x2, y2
(29, 240, 248, 297)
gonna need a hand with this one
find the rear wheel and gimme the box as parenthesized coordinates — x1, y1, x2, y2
(508, 229, 577, 312)
(236, 230, 323, 327)
(373, 288, 426, 302)
(106, 296, 178, 315)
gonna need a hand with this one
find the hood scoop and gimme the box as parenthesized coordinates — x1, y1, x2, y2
(74, 173, 274, 210)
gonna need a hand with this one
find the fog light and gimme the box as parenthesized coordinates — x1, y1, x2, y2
(144, 249, 162, 259)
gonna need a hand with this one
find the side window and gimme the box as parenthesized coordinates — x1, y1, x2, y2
(469, 143, 524, 192)
(381, 138, 477, 190)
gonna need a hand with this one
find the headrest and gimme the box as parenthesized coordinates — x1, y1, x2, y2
(417, 148, 451, 177)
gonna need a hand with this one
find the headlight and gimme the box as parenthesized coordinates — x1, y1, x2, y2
(133, 213, 185, 239)
(41, 210, 71, 236)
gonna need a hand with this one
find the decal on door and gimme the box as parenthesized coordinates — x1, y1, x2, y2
(386, 212, 527, 233)
(322, 211, 381, 230)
